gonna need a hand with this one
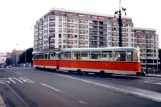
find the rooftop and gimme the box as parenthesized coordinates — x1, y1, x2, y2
(37, 7, 132, 22)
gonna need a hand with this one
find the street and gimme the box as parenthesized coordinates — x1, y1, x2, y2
(0, 68, 161, 107)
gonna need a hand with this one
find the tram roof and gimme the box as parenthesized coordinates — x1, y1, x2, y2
(61, 47, 137, 52)
(32, 47, 138, 54)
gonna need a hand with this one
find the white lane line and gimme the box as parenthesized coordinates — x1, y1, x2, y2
(57, 74, 161, 102)
(78, 101, 87, 105)
(40, 82, 60, 92)
(8, 77, 23, 84)
(15, 72, 22, 75)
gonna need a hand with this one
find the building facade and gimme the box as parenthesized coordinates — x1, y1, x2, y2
(0, 52, 7, 65)
(6, 50, 24, 66)
(34, 8, 159, 70)
(134, 28, 159, 70)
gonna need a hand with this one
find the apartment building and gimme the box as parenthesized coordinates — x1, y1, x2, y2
(134, 27, 159, 70)
(34, 8, 133, 50)
(34, 8, 159, 70)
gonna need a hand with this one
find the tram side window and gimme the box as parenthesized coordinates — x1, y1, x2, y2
(91, 51, 101, 60)
(35, 55, 38, 59)
(113, 51, 126, 61)
(127, 51, 133, 61)
(49, 53, 55, 59)
(101, 51, 112, 61)
(40, 54, 43, 59)
(45, 54, 48, 59)
(64, 52, 71, 60)
(61, 52, 65, 59)
(41, 54, 43, 59)
(37, 55, 40, 59)
(81, 51, 90, 60)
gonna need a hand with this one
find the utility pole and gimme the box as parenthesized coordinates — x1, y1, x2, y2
(114, 0, 126, 47)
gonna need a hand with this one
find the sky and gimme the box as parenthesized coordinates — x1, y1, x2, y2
(0, 0, 160, 52)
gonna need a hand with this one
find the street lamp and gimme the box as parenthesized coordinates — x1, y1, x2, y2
(114, 0, 127, 47)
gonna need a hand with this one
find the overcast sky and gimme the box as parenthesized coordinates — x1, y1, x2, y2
(0, 0, 160, 52)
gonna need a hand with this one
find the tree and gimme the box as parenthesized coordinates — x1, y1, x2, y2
(18, 48, 33, 64)
(5, 58, 12, 66)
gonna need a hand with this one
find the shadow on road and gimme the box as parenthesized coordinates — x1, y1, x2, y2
(35, 68, 141, 80)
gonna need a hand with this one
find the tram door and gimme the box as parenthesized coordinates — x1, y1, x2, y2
(73, 52, 81, 60)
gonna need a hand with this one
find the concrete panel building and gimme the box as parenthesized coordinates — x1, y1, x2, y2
(33, 8, 159, 71)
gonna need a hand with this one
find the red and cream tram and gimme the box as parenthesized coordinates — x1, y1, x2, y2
(33, 47, 141, 75)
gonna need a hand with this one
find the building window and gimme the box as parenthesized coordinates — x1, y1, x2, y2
(75, 24, 78, 27)
(59, 23, 62, 27)
(44, 35, 48, 39)
(75, 35, 77, 38)
(59, 34, 61, 38)
(59, 17, 62, 21)
(63, 34, 66, 38)
(49, 28, 55, 32)
(63, 23, 66, 26)
(59, 39, 61, 44)
(63, 17, 66, 21)
(63, 40, 66, 43)
(49, 16, 55, 21)
(49, 33, 55, 37)
(63, 28, 66, 32)
(49, 22, 55, 27)
(75, 18, 78, 22)
(59, 28, 62, 32)
(74, 40, 77, 43)
(75, 29, 77, 33)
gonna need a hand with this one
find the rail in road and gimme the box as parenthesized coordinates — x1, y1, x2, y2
(0, 68, 161, 107)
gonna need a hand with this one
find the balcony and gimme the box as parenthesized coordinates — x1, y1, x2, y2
(89, 32, 98, 36)
(99, 38, 107, 41)
(91, 28, 98, 31)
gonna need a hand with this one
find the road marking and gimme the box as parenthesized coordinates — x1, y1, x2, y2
(0, 78, 11, 84)
(57, 74, 161, 102)
(40, 82, 60, 92)
(0, 77, 35, 84)
(78, 101, 87, 105)
(15, 72, 22, 75)
(8, 77, 23, 84)
(19, 76, 35, 83)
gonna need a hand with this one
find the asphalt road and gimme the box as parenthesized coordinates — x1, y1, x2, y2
(0, 68, 161, 107)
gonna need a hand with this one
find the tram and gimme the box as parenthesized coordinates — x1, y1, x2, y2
(32, 47, 142, 76)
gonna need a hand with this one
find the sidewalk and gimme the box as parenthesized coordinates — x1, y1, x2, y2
(146, 74, 161, 77)
(0, 95, 6, 107)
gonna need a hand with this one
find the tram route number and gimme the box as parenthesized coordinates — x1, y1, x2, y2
(0, 76, 35, 84)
